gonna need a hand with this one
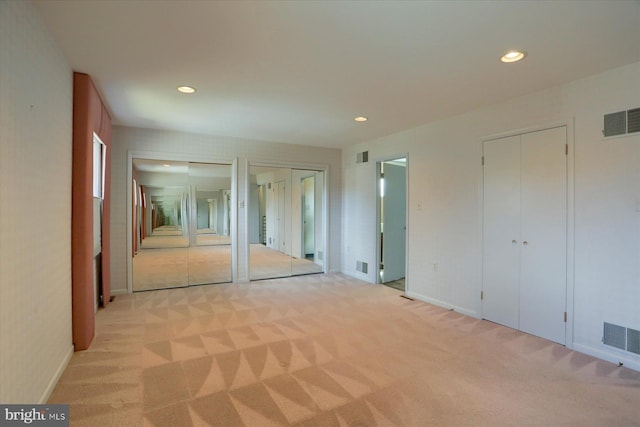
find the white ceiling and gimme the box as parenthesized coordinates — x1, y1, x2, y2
(133, 159, 231, 177)
(133, 159, 189, 175)
(35, 0, 640, 148)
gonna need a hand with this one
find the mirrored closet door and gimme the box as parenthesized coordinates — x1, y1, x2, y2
(187, 163, 232, 286)
(132, 159, 232, 291)
(248, 165, 325, 280)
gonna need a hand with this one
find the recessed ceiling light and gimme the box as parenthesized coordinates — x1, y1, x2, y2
(501, 50, 527, 63)
(354, 116, 368, 122)
(177, 85, 196, 94)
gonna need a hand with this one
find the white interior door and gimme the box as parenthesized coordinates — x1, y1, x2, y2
(381, 162, 407, 283)
(483, 127, 567, 345)
(519, 127, 567, 344)
(483, 135, 521, 329)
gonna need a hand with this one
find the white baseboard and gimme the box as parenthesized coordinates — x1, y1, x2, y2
(110, 288, 128, 295)
(572, 343, 640, 372)
(39, 344, 74, 404)
(405, 291, 479, 319)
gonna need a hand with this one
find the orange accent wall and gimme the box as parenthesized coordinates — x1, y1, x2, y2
(72, 73, 111, 351)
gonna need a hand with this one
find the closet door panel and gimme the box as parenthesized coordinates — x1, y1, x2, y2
(482, 135, 521, 329)
(519, 127, 567, 344)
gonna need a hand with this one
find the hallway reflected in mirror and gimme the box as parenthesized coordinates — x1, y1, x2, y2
(131, 159, 233, 291)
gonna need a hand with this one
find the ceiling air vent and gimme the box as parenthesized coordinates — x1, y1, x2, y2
(603, 107, 640, 137)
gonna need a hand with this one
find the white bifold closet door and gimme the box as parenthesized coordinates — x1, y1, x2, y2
(483, 126, 567, 345)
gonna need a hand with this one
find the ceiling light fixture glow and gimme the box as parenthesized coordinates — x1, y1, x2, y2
(501, 50, 527, 63)
(177, 85, 196, 94)
(354, 116, 368, 122)
(163, 164, 171, 167)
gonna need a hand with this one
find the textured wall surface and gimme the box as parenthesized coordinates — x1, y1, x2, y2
(0, 0, 74, 403)
(342, 62, 640, 370)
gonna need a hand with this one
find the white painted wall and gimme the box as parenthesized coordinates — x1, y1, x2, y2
(0, 0, 74, 402)
(110, 126, 342, 288)
(342, 62, 640, 369)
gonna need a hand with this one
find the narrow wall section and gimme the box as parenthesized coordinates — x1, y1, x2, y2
(72, 73, 112, 350)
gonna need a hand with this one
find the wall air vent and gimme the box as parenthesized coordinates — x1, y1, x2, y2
(603, 107, 640, 137)
(356, 260, 368, 274)
(603, 322, 640, 355)
(627, 108, 640, 134)
(356, 151, 369, 164)
(627, 328, 640, 355)
(603, 322, 626, 350)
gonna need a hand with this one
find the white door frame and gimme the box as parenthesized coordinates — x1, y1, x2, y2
(375, 154, 409, 290)
(480, 119, 575, 348)
(245, 160, 330, 281)
(126, 151, 238, 292)
(301, 174, 315, 259)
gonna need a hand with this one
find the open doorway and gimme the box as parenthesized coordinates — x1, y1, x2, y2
(377, 157, 407, 291)
(301, 175, 315, 261)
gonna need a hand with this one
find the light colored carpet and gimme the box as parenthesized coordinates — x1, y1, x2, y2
(49, 273, 640, 426)
(151, 226, 184, 236)
(133, 248, 189, 291)
(133, 246, 232, 291)
(196, 229, 217, 234)
(141, 236, 189, 249)
(188, 246, 232, 285)
(250, 244, 322, 280)
(151, 231, 184, 236)
(134, 243, 321, 292)
(196, 235, 231, 246)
